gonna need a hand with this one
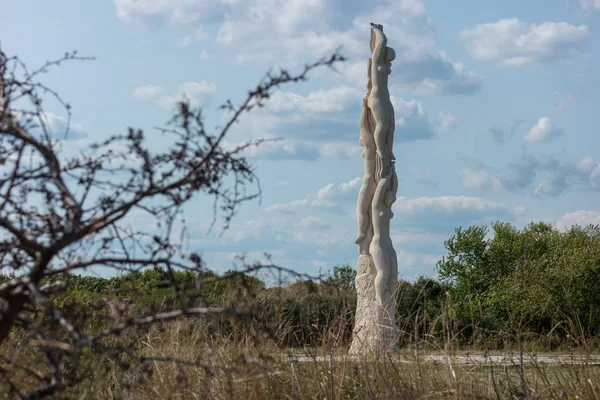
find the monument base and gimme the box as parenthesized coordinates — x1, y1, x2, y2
(348, 254, 399, 356)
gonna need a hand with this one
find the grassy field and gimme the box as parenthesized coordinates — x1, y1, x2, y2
(75, 324, 600, 399)
(4, 316, 600, 399)
(3, 263, 600, 399)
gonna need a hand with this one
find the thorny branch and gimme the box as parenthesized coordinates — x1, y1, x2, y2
(0, 45, 344, 398)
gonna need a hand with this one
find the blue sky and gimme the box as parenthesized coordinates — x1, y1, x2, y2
(1, 0, 599, 279)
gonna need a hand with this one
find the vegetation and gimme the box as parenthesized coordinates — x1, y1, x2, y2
(12, 220, 596, 352)
(2, 44, 599, 399)
(3, 221, 600, 398)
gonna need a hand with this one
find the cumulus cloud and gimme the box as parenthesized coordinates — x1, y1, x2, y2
(115, 0, 481, 96)
(226, 137, 366, 162)
(198, 50, 216, 61)
(244, 87, 442, 144)
(524, 117, 565, 142)
(265, 198, 336, 214)
(460, 153, 600, 196)
(394, 195, 525, 233)
(391, 51, 482, 95)
(32, 112, 88, 141)
(436, 113, 460, 131)
(265, 177, 360, 213)
(577, 156, 600, 188)
(556, 210, 600, 230)
(316, 177, 361, 200)
(267, 175, 527, 236)
(132, 85, 166, 100)
(299, 216, 330, 230)
(242, 138, 320, 161)
(115, 0, 228, 25)
(460, 18, 589, 66)
(392, 96, 436, 142)
(580, 0, 600, 10)
(269, 86, 362, 114)
(318, 142, 363, 159)
(396, 195, 524, 216)
(459, 164, 504, 192)
(157, 81, 216, 110)
(175, 36, 192, 48)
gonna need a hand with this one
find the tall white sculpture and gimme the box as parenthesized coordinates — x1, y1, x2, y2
(349, 23, 399, 356)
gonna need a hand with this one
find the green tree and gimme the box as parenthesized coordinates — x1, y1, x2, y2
(324, 264, 356, 292)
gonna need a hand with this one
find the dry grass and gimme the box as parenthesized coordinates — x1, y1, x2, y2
(57, 320, 600, 400)
(3, 281, 600, 399)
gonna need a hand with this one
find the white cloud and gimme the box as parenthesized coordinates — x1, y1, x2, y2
(436, 113, 460, 131)
(577, 156, 598, 174)
(556, 210, 600, 230)
(157, 81, 216, 110)
(291, 231, 346, 247)
(242, 87, 439, 144)
(241, 138, 319, 161)
(115, 0, 227, 25)
(577, 156, 600, 188)
(395, 195, 524, 216)
(395, 249, 442, 268)
(524, 117, 565, 142)
(26, 112, 88, 141)
(316, 177, 361, 200)
(392, 195, 525, 234)
(317, 177, 362, 199)
(581, 0, 600, 10)
(318, 142, 362, 159)
(391, 231, 447, 247)
(264, 198, 336, 214)
(116, 0, 481, 96)
(175, 36, 192, 48)
(391, 51, 483, 95)
(265, 177, 360, 213)
(132, 85, 166, 100)
(268, 86, 362, 114)
(460, 154, 600, 196)
(216, 0, 328, 47)
(198, 50, 216, 61)
(460, 18, 589, 66)
(299, 216, 330, 229)
(460, 166, 495, 191)
(392, 96, 436, 142)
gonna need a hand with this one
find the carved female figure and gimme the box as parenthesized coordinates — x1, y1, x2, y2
(369, 168, 398, 305)
(367, 23, 396, 180)
(354, 62, 376, 252)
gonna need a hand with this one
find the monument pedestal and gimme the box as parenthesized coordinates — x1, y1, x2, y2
(348, 255, 398, 356)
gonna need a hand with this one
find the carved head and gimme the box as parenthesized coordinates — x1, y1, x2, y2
(384, 47, 396, 64)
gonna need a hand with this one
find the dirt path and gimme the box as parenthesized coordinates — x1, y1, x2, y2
(287, 353, 600, 365)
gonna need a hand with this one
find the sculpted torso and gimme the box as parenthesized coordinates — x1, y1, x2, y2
(355, 23, 398, 306)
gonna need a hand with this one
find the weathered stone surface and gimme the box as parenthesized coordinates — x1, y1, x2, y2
(348, 255, 398, 356)
(349, 22, 399, 356)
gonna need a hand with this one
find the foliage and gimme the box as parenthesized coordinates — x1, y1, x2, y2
(0, 44, 344, 398)
(438, 221, 600, 345)
(322, 263, 356, 292)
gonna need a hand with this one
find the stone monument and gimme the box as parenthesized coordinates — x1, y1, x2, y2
(348, 23, 399, 356)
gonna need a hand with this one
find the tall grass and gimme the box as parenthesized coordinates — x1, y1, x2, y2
(3, 273, 600, 399)
(72, 317, 600, 400)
